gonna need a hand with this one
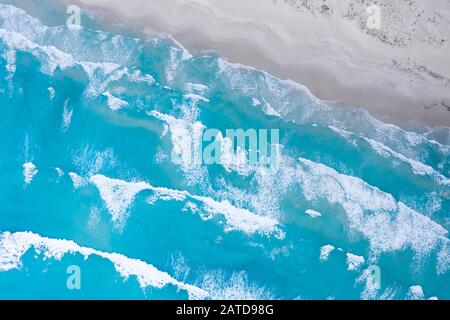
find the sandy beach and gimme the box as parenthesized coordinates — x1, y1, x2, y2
(55, 0, 450, 127)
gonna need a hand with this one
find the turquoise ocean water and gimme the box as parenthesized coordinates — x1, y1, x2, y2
(0, 1, 449, 300)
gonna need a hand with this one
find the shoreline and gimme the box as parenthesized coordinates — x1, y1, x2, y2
(57, 0, 450, 128)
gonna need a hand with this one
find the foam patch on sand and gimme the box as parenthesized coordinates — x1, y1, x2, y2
(0, 231, 208, 299)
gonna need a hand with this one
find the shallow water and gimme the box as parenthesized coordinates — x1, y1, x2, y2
(0, 1, 448, 300)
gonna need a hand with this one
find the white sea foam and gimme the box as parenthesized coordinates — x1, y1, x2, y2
(62, 99, 73, 131)
(364, 137, 450, 185)
(55, 167, 64, 177)
(218, 58, 320, 103)
(0, 29, 120, 79)
(68, 172, 86, 189)
(0, 12, 148, 102)
(407, 285, 425, 300)
(47, 87, 55, 101)
(85, 67, 154, 98)
(127, 69, 155, 85)
(262, 103, 282, 118)
(328, 126, 357, 147)
(217, 53, 450, 173)
(357, 269, 399, 300)
(185, 83, 208, 95)
(166, 34, 193, 61)
(216, 132, 254, 176)
(165, 47, 179, 83)
(0, 5, 45, 40)
(296, 158, 449, 261)
(346, 253, 365, 271)
(213, 155, 296, 221)
(87, 206, 101, 230)
(149, 186, 189, 203)
(0, 5, 156, 86)
(150, 110, 278, 178)
(91, 174, 281, 236)
(359, 112, 449, 155)
(90, 174, 150, 230)
(102, 91, 129, 111)
(320, 244, 335, 261)
(148, 110, 207, 184)
(406, 285, 440, 300)
(198, 270, 273, 300)
(192, 195, 283, 238)
(0, 231, 208, 299)
(305, 209, 322, 218)
(72, 146, 117, 177)
(22, 162, 37, 184)
(164, 41, 192, 83)
(170, 252, 191, 285)
(4, 48, 16, 79)
(217, 57, 323, 118)
(149, 185, 282, 237)
(437, 241, 450, 275)
(252, 98, 261, 106)
(329, 125, 448, 185)
(183, 93, 210, 103)
(89, 173, 282, 236)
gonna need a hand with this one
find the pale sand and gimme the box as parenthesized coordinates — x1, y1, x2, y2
(55, 0, 450, 127)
